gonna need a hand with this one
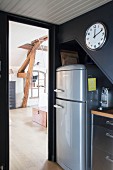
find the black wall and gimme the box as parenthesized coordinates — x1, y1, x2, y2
(59, 1, 113, 84)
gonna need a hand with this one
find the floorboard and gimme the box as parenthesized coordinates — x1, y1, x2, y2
(9, 107, 62, 170)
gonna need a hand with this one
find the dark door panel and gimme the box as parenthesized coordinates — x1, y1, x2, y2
(0, 12, 9, 170)
(0, 10, 57, 170)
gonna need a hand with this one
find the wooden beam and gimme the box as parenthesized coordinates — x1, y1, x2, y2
(22, 50, 36, 107)
(39, 35, 48, 41)
(31, 35, 48, 45)
(18, 44, 48, 51)
(17, 72, 27, 78)
(18, 36, 48, 73)
(18, 38, 44, 73)
(18, 36, 48, 107)
(18, 54, 30, 73)
(18, 44, 33, 50)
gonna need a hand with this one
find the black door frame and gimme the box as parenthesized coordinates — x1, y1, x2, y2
(0, 11, 58, 170)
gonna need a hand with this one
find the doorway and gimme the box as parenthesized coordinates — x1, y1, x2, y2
(9, 21, 49, 169)
(0, 12, 57, 170)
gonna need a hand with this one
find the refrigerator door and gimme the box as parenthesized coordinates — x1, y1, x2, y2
(55, 65, 86, 102)
(55, 98, 86, 170)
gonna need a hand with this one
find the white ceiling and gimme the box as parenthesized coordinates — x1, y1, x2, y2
(0, 0, 112, 25)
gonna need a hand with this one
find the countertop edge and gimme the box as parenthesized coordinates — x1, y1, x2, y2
(91, 110, 113, 119)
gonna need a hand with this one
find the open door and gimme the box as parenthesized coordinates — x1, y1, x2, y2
(0, 12, 9, 170)
(0, 11, 58, 170)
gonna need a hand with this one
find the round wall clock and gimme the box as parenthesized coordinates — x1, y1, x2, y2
(85, 22, 107, 50)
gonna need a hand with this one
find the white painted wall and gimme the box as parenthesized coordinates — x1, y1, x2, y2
(9, 21, 48, 108)
(9, 21, 48, 67)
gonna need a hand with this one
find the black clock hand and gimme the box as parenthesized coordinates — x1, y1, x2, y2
(94, 28, 96, 37)
(93, 29, 103, 38)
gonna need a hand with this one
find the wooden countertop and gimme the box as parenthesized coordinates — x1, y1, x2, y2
(91, 109, 113, 119)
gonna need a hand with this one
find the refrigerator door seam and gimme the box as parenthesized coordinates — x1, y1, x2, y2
(56, 97, 86, 103)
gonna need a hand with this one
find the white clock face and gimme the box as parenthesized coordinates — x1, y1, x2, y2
(85, 22, 107, 50)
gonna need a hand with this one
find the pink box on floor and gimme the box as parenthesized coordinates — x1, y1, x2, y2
(32, 106, 47, 127)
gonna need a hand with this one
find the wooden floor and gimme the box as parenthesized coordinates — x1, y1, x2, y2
(9, 107, 63, 170)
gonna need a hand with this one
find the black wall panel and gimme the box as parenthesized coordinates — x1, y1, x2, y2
(59, 1, 113, 84)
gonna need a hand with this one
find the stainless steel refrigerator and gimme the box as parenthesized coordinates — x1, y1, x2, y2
(54, 65, 86, 170)
(54, 64, 113, 170)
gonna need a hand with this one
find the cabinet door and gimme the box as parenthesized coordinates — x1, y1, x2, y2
(56, 99, 86, 170)
(9, 81, 16, 109)
(93, 114, 113, 130)
(93, 125, 113, 154)
(93, 147, 113, 170)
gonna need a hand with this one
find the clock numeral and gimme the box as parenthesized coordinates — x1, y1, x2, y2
(98, 42, 100, 45)
(88, 33, 90, 35)
(101, 38, 103, 41)
(87, 38, 89, 40)
(94, 45, 96, 48)
(93, 25, 96, 28)
(90, 29, 92, 31)
(102, 32, 104, 35)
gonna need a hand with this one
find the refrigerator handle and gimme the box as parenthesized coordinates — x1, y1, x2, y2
(54, 89, 64, 93)
(54, 104, 64, 109)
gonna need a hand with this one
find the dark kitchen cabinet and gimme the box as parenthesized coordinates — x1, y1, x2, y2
(92, 115, 113, 170)
(93, 147, 113, 170)
(9, 81, 16, 109)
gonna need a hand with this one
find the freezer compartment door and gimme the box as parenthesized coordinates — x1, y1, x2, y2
(56, 99, 86, 170)
(55, 69, 86, 101)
